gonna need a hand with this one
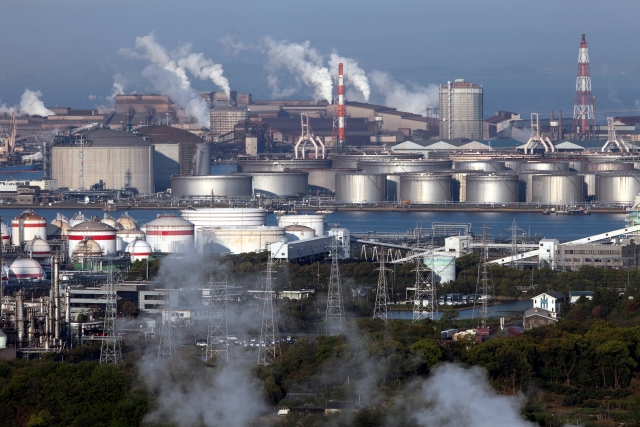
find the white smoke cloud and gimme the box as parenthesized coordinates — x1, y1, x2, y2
(262, 37, 333, 102)
(370, 70, 438, 115)
(328, 53, 371, 102)
(219, 35, 250, 58)
(410, 364, 536, 427)
(177, 49, 231, 97)
(0, 89, 55, 117)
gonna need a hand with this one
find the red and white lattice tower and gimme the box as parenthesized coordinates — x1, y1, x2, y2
(332, 63, 346, 150)
(572, 34, 596, 138)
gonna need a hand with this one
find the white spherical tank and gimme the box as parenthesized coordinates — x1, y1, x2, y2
(144, 215, 194, 253)
(68, 219, 117, 258)
(284, 225, 316, 241)
(69, 212, 88, 228)
(101, 214, 122, 230)
(126, 239, 152, 261)
(72, 238, 103, 261)
(47, 219, 70, 240)
(197, 226, 285, 254)
(116, 213, 138, 230)
(9, 258, 45, 280)
(116, 229, 146, 252)
(277, 214, 325, 236)
(0, 222, 10, 247)
(11, 210, 47, 246)
(25, 237, 52, 275)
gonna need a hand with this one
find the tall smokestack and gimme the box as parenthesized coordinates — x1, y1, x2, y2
(16, 290, 24, 346)
(572, 34, 595, 138)
(333, 62, 347, 151)
(53, 255, 60, 341)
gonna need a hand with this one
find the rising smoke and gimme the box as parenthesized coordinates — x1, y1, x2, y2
(370, 71, 438, 115)
(119, 33, 231, 127)
(328, 53, 370, 102)
(0, 89, 55, 117)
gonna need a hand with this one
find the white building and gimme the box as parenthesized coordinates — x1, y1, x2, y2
(444, 235, 471, 258)
(532, 291, 567, 318)
(538, 239, 559, 268)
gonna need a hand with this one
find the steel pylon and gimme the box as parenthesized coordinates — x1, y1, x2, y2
(325, 234, 344, 323)
(157, 290, 173, 360)
(258, 258, 278, 365)
(206, 278, 229, 362)
(373, 253, 390, 322)
(474, 224, 494, 329)
(100, 264, 122, 364)
(412, 249, 437, 322)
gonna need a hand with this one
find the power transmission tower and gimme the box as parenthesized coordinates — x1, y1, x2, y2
(373, 252, 390, 322)
(206, 278, 229, 362)
(474, 224, 494, 330)
(157, 290, 173, 360)
(506, 219, 525, 270)
(413, 249, 437, 322)
(325, 233, 344, 323)
(100, 263, 122, 364)
(258, 258, 278, 366)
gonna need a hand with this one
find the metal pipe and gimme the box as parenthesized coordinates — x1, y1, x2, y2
(65, 287, 71, 347)
(53, 255, 60, 341)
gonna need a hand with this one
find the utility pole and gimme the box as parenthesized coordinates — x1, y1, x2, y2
(373, 251, 389, 322)
(206, 278, 229, 362)
(413, 250, 437, 322)
(100, 263, 122, 364)
(258, 258, 278, 365)
(325, 232, 344, 324)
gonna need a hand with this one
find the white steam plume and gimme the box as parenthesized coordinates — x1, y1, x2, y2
(411, 364, 536, 427)
(219, 35, 250, 58)
(177, 49, 231, 97)
(0, 89, 55, 117)
(370, 70, 438, 115)
(120, 34, 211, 127)
(328, 53, 371, 102)
(262, 37, 332, 102)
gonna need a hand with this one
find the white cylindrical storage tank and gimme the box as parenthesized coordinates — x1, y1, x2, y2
(451, 172, 469, 202)
(171, 175, 253, 198)
(0, 222, 10, 247)
(517, 171, 551, 203)
(335, 173, 386, 204)
(517, 161, 570, 172)
(465, 174, 519, 204)
(277, 214, 325, 236)
(181, 208, 267, 228)
(532, 174, 584, 204)
(237, 159, 332, 172)
(400, 174, 452, 203)
(126, 239, 152, 261)
(241, 172, 309, 197)
(453, 161, 506, 172)
(586, 162, 634, 172)
(305, 168, 359, 193)
(68, 219, 117, 258)
(596, 172, 640, 204)
(145, 215, 194, 253)
(580, 173, 597, 200)
(284, 225, 316, 242)
(116, 229, 146, 252)
(197, 226, 286, 254)
(425, 253, 456, 284)
(116, 213, 138, 230)
(356, 159, 452, 174)
(11, 211, 47, 247)
(329, 153, 422, 169)
(9, 258, 45, 280)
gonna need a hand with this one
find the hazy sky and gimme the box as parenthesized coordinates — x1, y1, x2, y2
(1, 0, 639, 118)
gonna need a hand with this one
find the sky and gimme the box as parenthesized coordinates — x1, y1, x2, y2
(1, 0, 640, 121)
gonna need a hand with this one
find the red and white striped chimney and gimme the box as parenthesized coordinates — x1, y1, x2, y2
(337, 62, 346, 149)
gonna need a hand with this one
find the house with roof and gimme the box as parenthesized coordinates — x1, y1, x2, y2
(532, 291, 567, 318)
(568, 290, 594, 304)
(523, 307, 558, 330)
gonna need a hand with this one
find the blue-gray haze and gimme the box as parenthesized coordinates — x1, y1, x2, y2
(1, 0, 639, 120)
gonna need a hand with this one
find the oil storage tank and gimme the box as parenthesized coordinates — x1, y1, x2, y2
(303, 168, 358, 193)
(386, 174, 402, 202)
(237, 159, 331, 172)
(144, 215, 195, 253)
(517, 161, 570, 172)
(51, 128, 154, 194)
(171, 175, 253, 198)
(277, 214, 325, 236)
(181, 208, 267, 229)
(68, 219, 117, 258)
(596, 172, 640, 204)
(453, 161, 506, 172)
(517, 171, 552, 203)
(240, 172, 308, 197)
(356, 159, 452, 174)
(586, 162, 634, 172)
(532, 174, 584, 204)
(465, 174, 519, 204)
(400, 174, 452, 203)
(329, 153, 421, 169)
(197, 226, 285, 254)
(11, 211, 47, 247)
(335, 173, 386, 204)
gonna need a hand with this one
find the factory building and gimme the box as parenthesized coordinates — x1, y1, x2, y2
(51, 128, 154, 194)
(439, 79, 483, 140)
(135, 126, 210, 191)
(211, 106, 248, 136)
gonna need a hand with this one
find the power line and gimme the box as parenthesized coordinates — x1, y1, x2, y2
(100, 262, 122, 364)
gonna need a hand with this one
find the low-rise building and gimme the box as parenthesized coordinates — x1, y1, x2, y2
(569, 290, 594, 304)
(532, 291, 567, 318)
(524, 307, 557, 330)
